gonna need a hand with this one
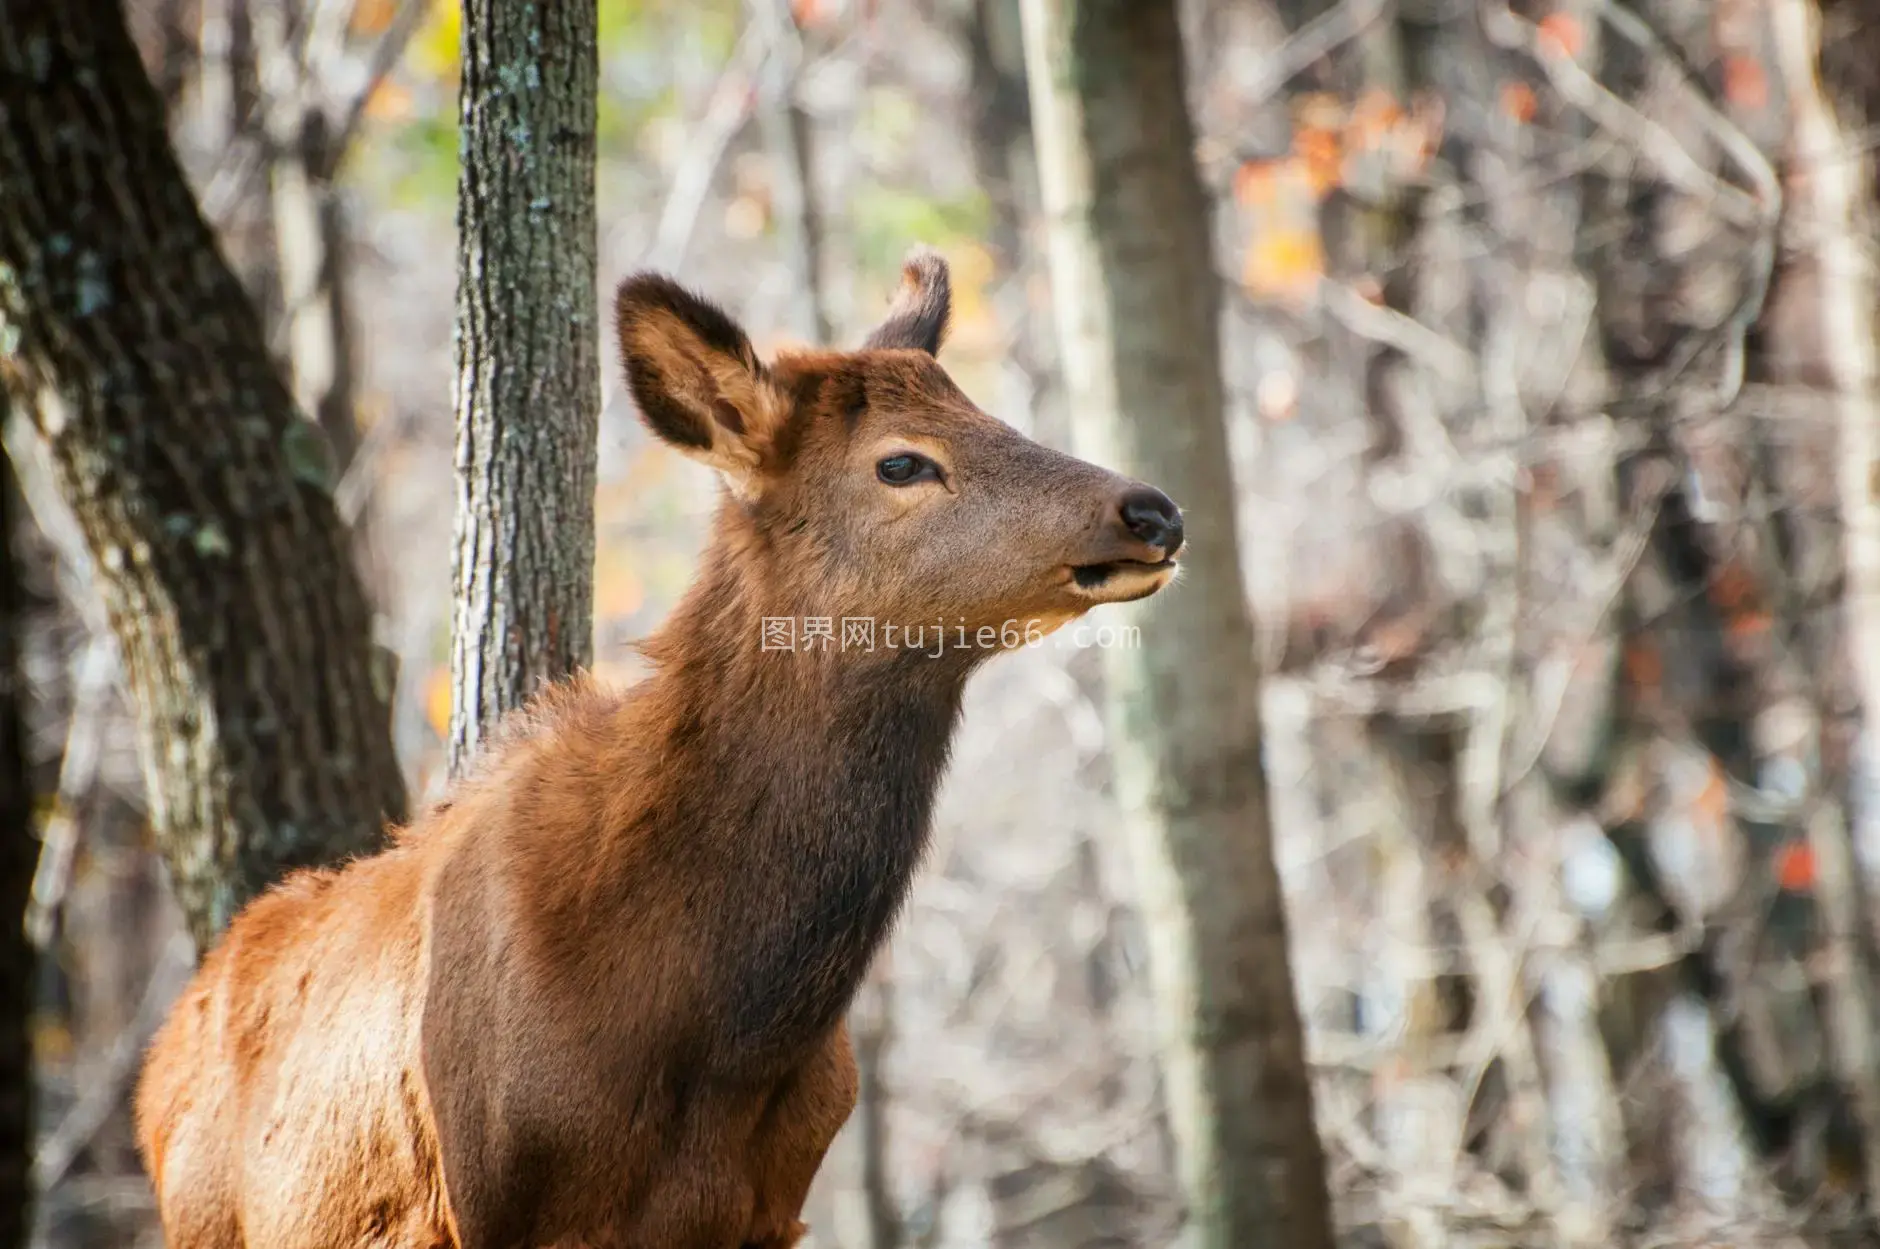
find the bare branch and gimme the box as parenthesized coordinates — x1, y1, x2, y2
(1479, 1, 1764, 230)
(25, 633, 116, 950)
(1248, 0, 1395, 104)
(33, 932, 194, 1193)
(645, 21, 779, 274)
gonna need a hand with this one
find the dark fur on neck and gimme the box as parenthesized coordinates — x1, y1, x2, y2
(630, 507, 977, 1070)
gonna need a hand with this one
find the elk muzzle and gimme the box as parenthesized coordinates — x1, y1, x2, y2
(1068, 484, 1184, 602)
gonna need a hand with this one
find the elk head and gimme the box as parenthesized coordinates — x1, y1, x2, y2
(614, 249, 1182, 646)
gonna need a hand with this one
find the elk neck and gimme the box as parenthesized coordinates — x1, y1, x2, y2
(632, 503, 982, 1068)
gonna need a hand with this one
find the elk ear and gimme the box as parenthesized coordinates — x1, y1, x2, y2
(614, 273, 784, 481)
(862, 248, 950, 356)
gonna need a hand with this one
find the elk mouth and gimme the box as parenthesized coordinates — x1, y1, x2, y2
(1069, 557, 1179, 596)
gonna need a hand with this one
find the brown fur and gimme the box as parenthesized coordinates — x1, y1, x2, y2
(135, 249, 1184, 1249)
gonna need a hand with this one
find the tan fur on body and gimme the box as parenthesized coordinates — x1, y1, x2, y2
(135, 250, 1184, 1249)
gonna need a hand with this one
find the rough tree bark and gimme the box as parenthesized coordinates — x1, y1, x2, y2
(1019, 3, 1336, 1246)
(447, 0, 600, 777)
(0, 404, 30, 1249)
(0, 0, 407, 951)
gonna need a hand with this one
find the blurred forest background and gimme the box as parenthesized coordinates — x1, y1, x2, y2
(9, 0, 1880, 1246)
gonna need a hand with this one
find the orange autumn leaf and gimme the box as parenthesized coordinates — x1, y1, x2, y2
(1348, 89, 1402, 139)
(1234, 159, 1284, 208)
(363, 78, 413, 122)
(1346, 88, 1406, 160)
(1623, 638, 1662, 692)
(1774, 841, 1817, 892)
(1242, 226, 1325, 303)
(1708, 560, 1758, 611)
(1725, 609, 1773, 643)
(1537, 12, 1585, 59)
(1293, 126, 1343, 198)
(1501, 80, 1539, 124)
(1723, 54, 1769, 109)
(1693, 758, 1729, 826)
(349, 0, 399, 35)
(1291, 91, 1346, 132)
(1407, 92, 1446, 165)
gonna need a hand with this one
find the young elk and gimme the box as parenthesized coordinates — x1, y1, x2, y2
(135, 249, 1184, 1249)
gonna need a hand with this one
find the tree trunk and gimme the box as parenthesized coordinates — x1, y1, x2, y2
(1768, 0, 1880, 1204)
(447, 0, 600, 777)
(964, 0, 1035, 270)
(0, 0, 407, 952)
(0, 403, 31, 1249)
(1019, 3, 1336, 1246)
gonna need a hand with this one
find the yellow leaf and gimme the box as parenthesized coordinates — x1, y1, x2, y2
(1242, 226, 1324, 303)
(412, 0, 462, 81)
(424, 667, 453, 738)
(34, 1017, 72, 1065)
(949, 242, 997, 330)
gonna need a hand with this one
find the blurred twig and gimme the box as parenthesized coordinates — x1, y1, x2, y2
(328, 0, 427, 166)
(204, 0, 427, 223)
(645, 20, 780, 273)
(1249, 0, 1395, 105)
(1320, 282, 1477, 389)
(25, 634, 115, 951)
(332, 399, 401, 527)
(1479, 1, 1763, 230)
(1448, 885, 1562, 1216)
(32, 931, 193, 1193)
(747, 0, 832, 343)
(1589, 0, 1780, 407)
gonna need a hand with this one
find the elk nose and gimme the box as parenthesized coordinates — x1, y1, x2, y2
(1118, 487, 1184, 559)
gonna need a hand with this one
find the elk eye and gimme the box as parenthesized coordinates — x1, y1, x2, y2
(876, 453, 938, 486)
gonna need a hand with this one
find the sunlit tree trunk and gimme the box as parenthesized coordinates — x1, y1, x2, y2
(447, 0, 600, 776)
(0, 0, 407, 950)
(1020, 3, 1335, 1245)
